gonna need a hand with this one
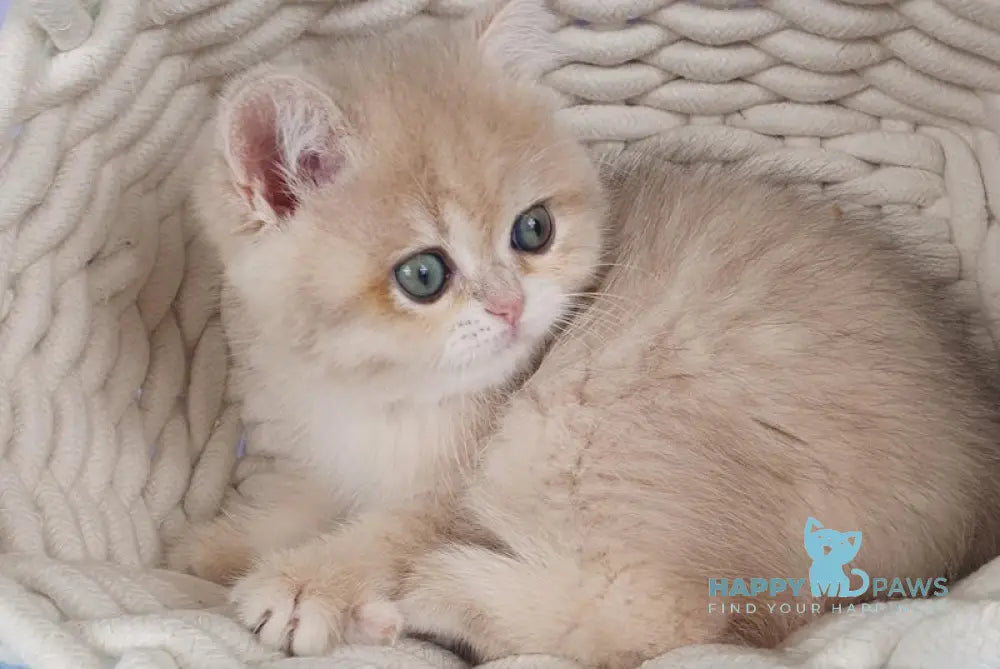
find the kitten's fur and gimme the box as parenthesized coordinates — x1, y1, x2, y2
(173, 0, 1000, 666)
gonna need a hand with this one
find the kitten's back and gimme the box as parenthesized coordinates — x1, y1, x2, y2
(579, 149, 1000, 587)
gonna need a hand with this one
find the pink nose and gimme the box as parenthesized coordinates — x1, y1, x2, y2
(485, 295, 524, 327)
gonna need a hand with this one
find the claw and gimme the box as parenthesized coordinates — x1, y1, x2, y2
(281, 615, 300, 654)
(253, 610, 272, 636)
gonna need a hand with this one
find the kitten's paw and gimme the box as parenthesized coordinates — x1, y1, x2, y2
(231, 566, 334, 655)
(231, 556, 402, 656)
(345, 599, 405, 645)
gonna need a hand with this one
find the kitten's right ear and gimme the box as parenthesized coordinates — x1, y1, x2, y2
(473, 0, 569, 82)
(220, 72, 350, 229)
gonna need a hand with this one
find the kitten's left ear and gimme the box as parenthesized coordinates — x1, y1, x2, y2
(220, 71, 351, 228)
(473, 0, 570, 82)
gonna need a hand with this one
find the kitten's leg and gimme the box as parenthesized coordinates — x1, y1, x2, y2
(166, 505, 257, 584)
(166, 471, 337, 584)
(229, 505, 446, 656)
(398, 544, 725, 669)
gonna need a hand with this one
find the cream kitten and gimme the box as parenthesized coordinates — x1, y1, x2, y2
(170, 0, 603, 647)
(174, 0, 1000, 665)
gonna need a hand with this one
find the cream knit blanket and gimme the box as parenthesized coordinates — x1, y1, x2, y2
(1, 0, 998, 667)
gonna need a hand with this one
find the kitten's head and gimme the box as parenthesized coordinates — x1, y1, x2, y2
(194, 0, 605, 401)
(803, 518, 862, 564)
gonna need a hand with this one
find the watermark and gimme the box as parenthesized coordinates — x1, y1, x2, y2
(707, 517, 949, 616)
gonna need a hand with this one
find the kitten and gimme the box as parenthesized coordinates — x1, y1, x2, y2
(170, 0, 604, 646)
(397, 149, 1000, 665)
(174, 0, 1000, 665)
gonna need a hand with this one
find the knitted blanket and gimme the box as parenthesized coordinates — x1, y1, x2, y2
(1, 0, 998, 667)
(5, 550, 1000, 668)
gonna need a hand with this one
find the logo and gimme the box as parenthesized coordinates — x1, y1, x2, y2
(707, 517, 949, 616)
(804, 517, 869, 598)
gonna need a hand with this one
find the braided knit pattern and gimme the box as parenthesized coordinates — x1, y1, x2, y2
(0, 0, 998, 666)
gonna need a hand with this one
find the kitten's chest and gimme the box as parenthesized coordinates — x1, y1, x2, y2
(236, 344, 486, 510)
(254, 387, 474, 510)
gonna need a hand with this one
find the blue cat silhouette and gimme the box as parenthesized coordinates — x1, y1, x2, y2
(803, 517, 870, 598)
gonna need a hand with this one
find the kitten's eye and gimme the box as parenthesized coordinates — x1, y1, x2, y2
(511, 204, 553, 253)
(394, 250, 451, 302)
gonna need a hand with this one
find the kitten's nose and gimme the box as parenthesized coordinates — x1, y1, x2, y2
(485, 294, 524, 328)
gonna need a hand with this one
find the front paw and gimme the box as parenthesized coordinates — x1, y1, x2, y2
(231, 551, 403, 656)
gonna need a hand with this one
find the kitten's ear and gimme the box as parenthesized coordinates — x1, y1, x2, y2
(473, 0, 569, 81)
(221, 72, 350, 227)
(804, 517, 823, 535)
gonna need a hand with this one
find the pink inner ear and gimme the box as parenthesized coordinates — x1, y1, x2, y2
(233, 103, 299, 218)
(228, 89, 343, 220)
(262, 142, 299, 219)
(297, 148, 343, 193)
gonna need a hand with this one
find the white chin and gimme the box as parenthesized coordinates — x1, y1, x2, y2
(449, 335, 541, 394)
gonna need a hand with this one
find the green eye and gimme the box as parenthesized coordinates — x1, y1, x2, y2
(511, 204, 554, 253)
(394, 250, 450, 302)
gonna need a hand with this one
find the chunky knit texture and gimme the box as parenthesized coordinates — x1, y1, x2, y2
(0, 0, 998, 667)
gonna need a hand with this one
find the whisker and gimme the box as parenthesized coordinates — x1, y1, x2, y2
(563, 292, 641, 309)
(588, 261, 656, 280)
(551, 313, 620, 349)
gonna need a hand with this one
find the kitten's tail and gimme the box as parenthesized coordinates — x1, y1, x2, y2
(845, 568, 871, 598)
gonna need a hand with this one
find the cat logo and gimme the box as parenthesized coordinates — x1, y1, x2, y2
(803, 517, 870, 598)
